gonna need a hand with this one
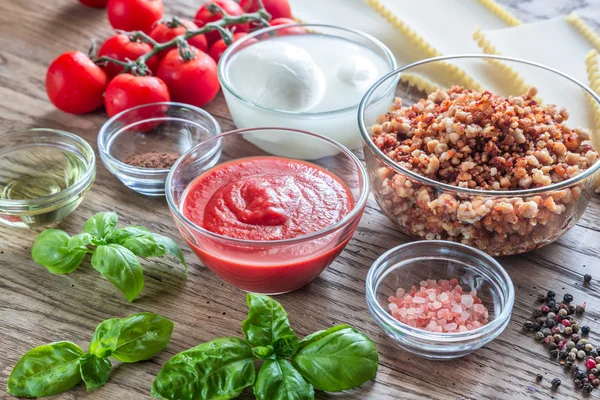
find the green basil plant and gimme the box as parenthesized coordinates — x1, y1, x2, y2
(7, 312, 173, 398)
(151, 294, 379, 400)
(32, 211, 186, 302)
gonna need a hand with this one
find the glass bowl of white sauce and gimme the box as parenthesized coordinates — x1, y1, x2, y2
(218, 24, 397, 159)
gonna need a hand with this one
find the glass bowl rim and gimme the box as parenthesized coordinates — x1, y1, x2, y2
(358, 54, 600, 196)
(97, 101, 222, 175)
(165, 126, 369, 245)
(0, 128, 96, 210)
(218, 23, 398, 116)
(365, 240, 515, 341)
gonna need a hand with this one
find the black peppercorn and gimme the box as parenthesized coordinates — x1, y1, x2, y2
(576, 379, 585, 389)
(532, 309, 542, 318)
(591, 368, 599, 376)
(546, 319, 556, 328)
(551, 378, 561, 389)
(550, 349, 559, 358)
(523, 321, 534, 331)
(591, 350, 599, 358)
(547, 300, 556, 309)
(558, 350, 568, 360)
(551, 305, 560, 313)
(536, 373, 543, 381)
(572, 363, 581, 372)
(549, 343, 558, 351)
(582, 326, 591, 335)
(575, 370, 587, 380)
(563, 294, 574, 303)
(572, 333, 581, 343)
(532, 322, 541, 331)
(583, 382, 593, 393)
(577, 343, 586, 351)
(547, 290, 556, 299)
(584, 274, 592, 283)
(537, 293, 546, 303)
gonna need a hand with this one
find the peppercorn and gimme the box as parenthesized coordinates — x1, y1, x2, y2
(532, 322, 541, 331)
(584, 274, 592, 283)
(552, 305, 560, 314)
(578, 343, 586, 351)
(550, 349, 559, 358)
(547, 290, 556, 299)
(545, 319, 556, 328)
(536, 373, 543, 381)
(532, 309, 542, 318)
(573, 363, 581, 372)
(594, 379, 600, 386)
(561, 319, 571, 328)
(576, 379, 585, 389)
(544, 336, 555, 345)
(558, 350, 568, 360)
(587, 359, 598, 370)
(535, 317, 545, 325)
(576, 304, 586, 314)
(579, 350, 587, 359)
(534, 332, 545, 341)
(564, 327, 573, 336)
(523, 321, 534, 331)
(571, 347, 579, 354)
(557, 309, 567, 318)
(580, 339, 589, 345)
(549, 343, 558, 351)
(542, 328, 552, 336)
(575, 370, 587, 380)
(582, 326, 591, 335)
(568, 305, 576, 314)
(596, 356, 600, 364)
(537, 293, 545, 303)
(590, 374, 596, 381)
(540, 305, 550, 314)
(552, 326, 561, 335)
(550, 377, 561, 389)
(591, 350, 599, 359)
(566, 361, 574, 370)
(583, 382, 593, 393)
(563, 294, 574, 303)
(586, 344, 595, 353)
(572, 333, 581, 342)
(547, 299, 556, 308)
(567, 341, 576, 350)
(553, 334, 562, 344)
(568, 352, 578, 362)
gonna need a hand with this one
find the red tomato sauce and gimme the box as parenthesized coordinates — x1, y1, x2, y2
(181, 156, 355, 293)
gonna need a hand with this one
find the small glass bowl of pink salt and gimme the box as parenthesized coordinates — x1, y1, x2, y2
(366, 240, 514, 360)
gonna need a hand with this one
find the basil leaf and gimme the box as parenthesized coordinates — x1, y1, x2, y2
(84, 211, 118, 241)
(111, 312, 174, 363)
(89, 318, 123, 358)
(108, 228, 187, 274)
(252, 345, 275, 360)
(79, 354, 111, 392)
(254, 359, 314, 400)
(7, 341, 84, 397)
(67, 233, 93, 251)
(273, 335, 300, 358)
(291, 325, 378, 392)
(31, 229, 87, 274)
(242, 294, 297, 348)
(151, 337, 255, 400)
(91, 244, 144, 302)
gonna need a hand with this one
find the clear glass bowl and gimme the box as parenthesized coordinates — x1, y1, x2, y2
(359, 55, 600, 256)
(98, 102, 221, 196)
(0, 128, 95, 228)
(218, 23, 397, 155)
(166, 128, 368, 294)
(366, 240, 514, 360)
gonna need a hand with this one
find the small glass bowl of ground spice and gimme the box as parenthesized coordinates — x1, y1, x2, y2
(366, 240, 514, 359)
(98, 102, 221, 196)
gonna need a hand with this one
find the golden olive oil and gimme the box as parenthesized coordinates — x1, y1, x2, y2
(0, 146, 87, 201)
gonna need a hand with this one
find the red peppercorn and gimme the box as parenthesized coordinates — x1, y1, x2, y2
(541, 305, 550, 314)
(590, 374, 596, 381)
(561, 319, 571, 327)
(586, 359, 597, 370)
(558, 340, 566, 350)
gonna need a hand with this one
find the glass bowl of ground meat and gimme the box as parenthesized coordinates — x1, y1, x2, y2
(359, 55, 600, 256)
(98, 102, 221, 196)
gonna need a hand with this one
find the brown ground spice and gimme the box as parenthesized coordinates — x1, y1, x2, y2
(124, 151, 181, 168)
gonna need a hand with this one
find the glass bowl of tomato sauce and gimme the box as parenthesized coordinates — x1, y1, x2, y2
(166, 128, 369, 294)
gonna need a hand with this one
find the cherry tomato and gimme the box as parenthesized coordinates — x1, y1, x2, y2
(150, 19, 208, 60)
(194, 0, 248, 46)
(107, 0, 164, 34)
(97, 34, 159, 78)
(104, 73, 170, 118)
(269, 17, 305, 36)
(157, 47, 219, 108)
(208, 32, 249, 62)
(244, 0, 291, 19)
(78, 0, 109, 7)
(46, 51, 108, 114)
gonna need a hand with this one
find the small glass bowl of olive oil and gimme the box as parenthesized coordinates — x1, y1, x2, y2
(0, 128, 95, 228)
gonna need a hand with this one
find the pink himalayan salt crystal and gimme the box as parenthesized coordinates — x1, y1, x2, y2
(387, 278, 490, 333)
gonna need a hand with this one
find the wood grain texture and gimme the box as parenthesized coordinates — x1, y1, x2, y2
(1, 0, 600, 399)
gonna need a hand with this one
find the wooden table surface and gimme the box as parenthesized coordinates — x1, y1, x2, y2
(1, 0, 600, 399)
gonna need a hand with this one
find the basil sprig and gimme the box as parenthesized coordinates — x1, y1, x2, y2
(31, 211, 187, 302)
(151, 294, 378, 400)
(7, 312, 173, 398)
